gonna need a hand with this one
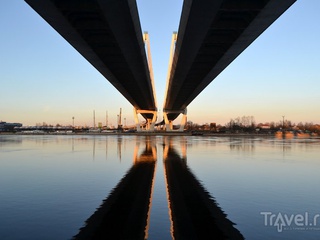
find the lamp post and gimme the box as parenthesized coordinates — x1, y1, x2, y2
(72, 116, 75, 129)
(282, 115, 285, 129)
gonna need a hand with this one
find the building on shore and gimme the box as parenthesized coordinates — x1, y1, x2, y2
(0, 121, 22, 132)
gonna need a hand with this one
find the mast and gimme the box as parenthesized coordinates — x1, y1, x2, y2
(106, 111, 108, 128)
(93, 110, 96, 129)
(118, 108, 122, 130)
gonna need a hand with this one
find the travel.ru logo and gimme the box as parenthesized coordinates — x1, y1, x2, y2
(261, 212, 320, 232)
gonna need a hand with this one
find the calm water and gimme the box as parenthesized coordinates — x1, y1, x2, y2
(0, 134, 320, 239)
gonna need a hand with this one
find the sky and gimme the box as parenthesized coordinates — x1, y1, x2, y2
(1, 0, 319, 127)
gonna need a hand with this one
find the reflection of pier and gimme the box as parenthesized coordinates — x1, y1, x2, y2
(163, 138, 244, 240)
(73, 139, 157, 240)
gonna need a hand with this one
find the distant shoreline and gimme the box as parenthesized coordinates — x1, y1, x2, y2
(1, 132, 318, 138)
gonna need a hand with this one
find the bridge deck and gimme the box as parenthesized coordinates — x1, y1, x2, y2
(164, 0, 296, 121)
(25, 0, 157, 118)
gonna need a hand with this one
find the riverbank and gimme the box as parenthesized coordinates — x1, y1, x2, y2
(1, 131, 319, 138)
(0, 132, 273, 137)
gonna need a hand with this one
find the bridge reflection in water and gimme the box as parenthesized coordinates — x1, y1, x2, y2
(163, 137, 243, 240)
(73, 137, 243, 239)
(73, 138, 157, 240)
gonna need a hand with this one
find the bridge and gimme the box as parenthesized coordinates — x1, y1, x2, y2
(163, 0, 296, 131)
(25, 0, 296, 132)
(25, 0, 158, 131)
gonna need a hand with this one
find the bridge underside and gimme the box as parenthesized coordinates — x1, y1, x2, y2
(164, 0, 296, 121)
(25, 0, 157, 120)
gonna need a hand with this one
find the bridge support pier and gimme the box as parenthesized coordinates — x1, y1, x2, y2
(163, 109, 187, 132)
(133, 108, 157, 132)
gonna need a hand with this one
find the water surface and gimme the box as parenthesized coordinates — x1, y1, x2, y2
(0, 135, 319, 239)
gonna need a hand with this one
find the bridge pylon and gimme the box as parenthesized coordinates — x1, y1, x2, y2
(163, 108, 187, 132)
(134, 108, 157, 132)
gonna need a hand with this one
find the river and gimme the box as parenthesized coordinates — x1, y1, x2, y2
(0, 134, 319, 239)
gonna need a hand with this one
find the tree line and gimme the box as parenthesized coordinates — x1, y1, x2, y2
(185, 116, 320, 134)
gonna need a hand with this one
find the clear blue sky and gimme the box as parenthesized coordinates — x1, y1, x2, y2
(1, 0, 319, 127)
